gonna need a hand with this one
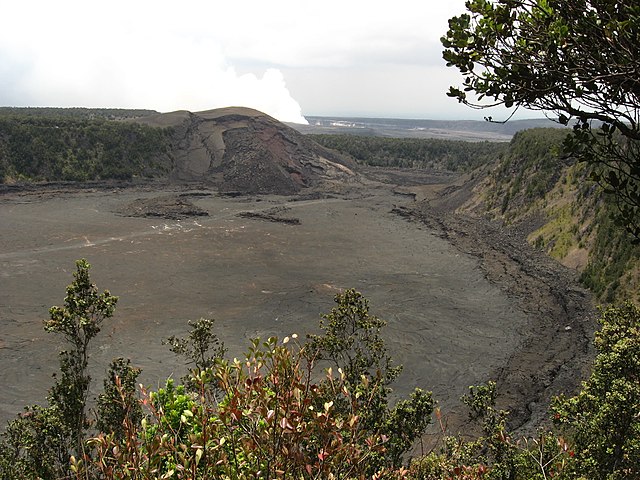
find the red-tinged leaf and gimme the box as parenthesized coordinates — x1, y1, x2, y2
(279, 417, 294, 431)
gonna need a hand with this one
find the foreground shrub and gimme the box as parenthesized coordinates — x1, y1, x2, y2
(0, 259, 117, 479)
(410, 383, 574, 480)
(85, 336, 396, 479)
(553, 302, 640, 479)
(2, 260, 638, 479)
(307, 289, 433, 470)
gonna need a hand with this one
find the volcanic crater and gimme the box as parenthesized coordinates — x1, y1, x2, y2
(0, 108, 594, 435)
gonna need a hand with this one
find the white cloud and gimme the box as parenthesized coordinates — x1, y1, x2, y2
(0, 0, 308, 123)
(0, 0, 526, 120)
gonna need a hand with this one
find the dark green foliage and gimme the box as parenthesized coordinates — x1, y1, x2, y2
(442, 0, 640, 240)
(96, 358, 142, 441)
(306, 289, 433, 469)
(580, 204, 640, 302)
(0, 405, 69, 479)
(310, 133, 505, 171)
(461, 382, 518, 478)
(164, 318, 226, 372)
(0, 259, 118, 478)
(490, 128, 571, 214)
(0, 115, 171, 182)
(412, 381, 574, 479)
(306, 289, 402, 387)
(163, 317, 227, 390)
(382, 388, 434, 467)
(45, 259, 118, 456)
(553, 302, 640, 479)
(0, 106, 158, 120)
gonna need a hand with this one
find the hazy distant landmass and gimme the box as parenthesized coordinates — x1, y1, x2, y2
(292, 116, 568, 141)
(0, 107, 566, 142)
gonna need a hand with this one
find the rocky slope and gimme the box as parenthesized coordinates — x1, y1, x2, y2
(453, 128, 639, 304)
(135, 107, 357, 194)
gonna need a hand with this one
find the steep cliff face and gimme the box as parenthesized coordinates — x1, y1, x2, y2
(455, 128, 639, 303)
(136, 107, 357, 194)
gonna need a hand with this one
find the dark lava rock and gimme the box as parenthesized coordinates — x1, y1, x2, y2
(116, 195, 209, 220)
(134, 107, 357, 195)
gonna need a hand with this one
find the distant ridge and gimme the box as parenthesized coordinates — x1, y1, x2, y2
(292, 116, 568, 141)
(0, 106, 158, 120)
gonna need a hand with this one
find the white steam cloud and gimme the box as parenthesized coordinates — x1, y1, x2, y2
(0, 2, 308, 124)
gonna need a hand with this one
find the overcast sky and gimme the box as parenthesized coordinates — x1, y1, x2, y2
(0, 0, 530, 123)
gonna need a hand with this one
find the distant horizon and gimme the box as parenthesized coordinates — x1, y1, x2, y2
(300, 113, 553, 123)
(0, 104, 556, 126)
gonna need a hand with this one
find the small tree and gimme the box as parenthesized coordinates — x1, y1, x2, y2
(0, 259, 117, 478)
(553, 302, 640, 479)
(163, 317, 226, 390)
(306, 289, 402, 387)
(307, 289, 433, 470)
(45, 258, 118, 457)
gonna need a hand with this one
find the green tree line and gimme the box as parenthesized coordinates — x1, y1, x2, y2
(0, 107, 158, 121)
(0, 116, 172, 182)
(309, 134, 506, 171)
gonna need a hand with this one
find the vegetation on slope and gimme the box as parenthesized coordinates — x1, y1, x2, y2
(1, 260, 638, 479)
(309, 134, 506, 172)
(479, 128, 639, 303)
(0, 114, 172, 183)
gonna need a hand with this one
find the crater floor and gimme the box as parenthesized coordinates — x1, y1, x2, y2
(1, 183, 531, 426)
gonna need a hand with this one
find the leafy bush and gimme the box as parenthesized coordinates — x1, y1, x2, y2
(307, 289, 433, 470)
(410, 382, 574, 480)
(85, 336, 397, 479)
(553, 302, 640, 479)
(163, 317, 227, 391)
(96, 358, 142, 441)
